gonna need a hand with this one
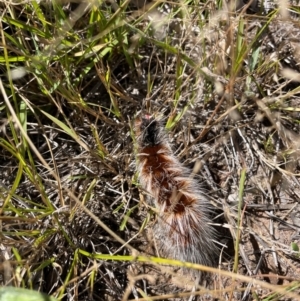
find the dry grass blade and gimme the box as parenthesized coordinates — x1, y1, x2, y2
(1, 0, 300, 300)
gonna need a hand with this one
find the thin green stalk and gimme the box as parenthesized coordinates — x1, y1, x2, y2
(233, 167, 247, 274)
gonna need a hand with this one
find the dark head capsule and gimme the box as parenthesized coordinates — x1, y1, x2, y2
(140, 115, 161, 147)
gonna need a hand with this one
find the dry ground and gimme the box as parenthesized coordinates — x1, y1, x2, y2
(1, 0, 300, 300)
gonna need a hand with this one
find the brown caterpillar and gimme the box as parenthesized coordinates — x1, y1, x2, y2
(134, 113, 218, 273)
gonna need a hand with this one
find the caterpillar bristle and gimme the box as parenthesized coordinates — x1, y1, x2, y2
(134, 113, 218, 276)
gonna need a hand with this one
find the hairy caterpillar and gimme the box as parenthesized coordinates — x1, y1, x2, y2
(134, 113, 218, 274)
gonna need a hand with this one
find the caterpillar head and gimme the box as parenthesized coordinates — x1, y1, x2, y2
(135, 113, 165, 147)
